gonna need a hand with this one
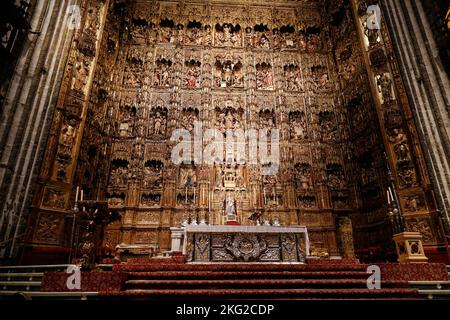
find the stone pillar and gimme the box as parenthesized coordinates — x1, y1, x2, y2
(350, 0, 448, 260)
(380, 0, 450, 238)
(0, 0, 89, 260)
(16, 0, 111, 263)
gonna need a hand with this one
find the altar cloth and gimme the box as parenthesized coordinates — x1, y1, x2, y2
(183, 225, 309, 263)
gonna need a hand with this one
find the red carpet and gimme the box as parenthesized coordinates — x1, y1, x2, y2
(225, 221, 240, 225)
(41, 256, 448, 299)
(100, 258, 423, 300)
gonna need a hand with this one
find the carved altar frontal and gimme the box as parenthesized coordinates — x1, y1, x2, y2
(185, 225, 309, 263)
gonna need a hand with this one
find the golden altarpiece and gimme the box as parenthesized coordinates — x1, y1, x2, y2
(22, 0, 448, 262)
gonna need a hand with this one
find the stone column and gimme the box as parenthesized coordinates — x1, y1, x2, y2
(0, 0, 86, 260)
(17, 0, 111, 263)
(350, 0, 448, 259)
(380, 0, 450, 238)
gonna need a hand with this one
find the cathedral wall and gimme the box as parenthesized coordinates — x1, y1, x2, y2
(9, 0, 447, 263)
(89, 0, 362, 257)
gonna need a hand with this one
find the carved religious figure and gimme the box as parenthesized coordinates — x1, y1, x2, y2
(310, 65, 332, 92)
(158, 19, 176, 43)
(327, 165, 346, 192)
(398, 167, 416, 188)
(110, 163, 129, 188)
(259, 110, 276, 129)
(142, 194, 161, 207)
(294, 163, 313, 190)
(129, 24, 147, 45)
(244, 27, 254, 47)
(388, 128, 407, 144)
(364, 11, 380, 47)
(148, 22, 158, 43)
(305, 28, 322, 52)
(143, 162, 162, 188)
(377, 73, 393, 103)
(175, 24, 184, 44)
(71, 58, 90, 92)
(215, 164, 224, 188)
(253, 24, 271, 48)
(179, 166, 197, 188)
(405, 196, 419, 212)
(214, 57, 243, 88)
(143, 160, 163, 188)
(58, 119, 77, 156)
(154, 58, 173, 87)
(289, 112, 307, 140)
(180, 108, 199, 131)
(272, 29, 281, 49)
(153, 112, 164, 135)
(118, 107, 134, 137)
(297, 31, 307, 51)
(364, 26, 379, 47)
(284, 64, 303, 91)
(1, 23, 13, 48)
(318, 111, 337, 141)
(256, 63, 274, 90)
(225, 111, 234, 129)
(279, 25, 296, 48)
(258, 34, 270, 48)
(185, 59, 201, 88)
(203, 25, 212, 45)
(395, 142, 411, 165)
(215, 23, 241, 47)
(225, 192, 237, 219)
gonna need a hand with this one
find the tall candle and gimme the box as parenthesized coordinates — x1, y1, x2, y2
(388, 187, 394, 203)
(75, 186, 79, 203)
(80, 189, 85, 212)
(387, 190, 391, 204)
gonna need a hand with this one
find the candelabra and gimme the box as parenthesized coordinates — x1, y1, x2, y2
(190, 202, 198, 225)
(261, 187, 281, 226)
(387, 201, 405, 235)
(385, 153, 406, 234)
(71, 196, 120, 270)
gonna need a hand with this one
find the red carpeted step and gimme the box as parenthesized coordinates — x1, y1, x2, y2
(124, 279, 410, 290)
(127, 270, 370, 280)
(114, 263, 369, 272)
(106, 259, 422, 299)
(104, 288, 419, 300)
